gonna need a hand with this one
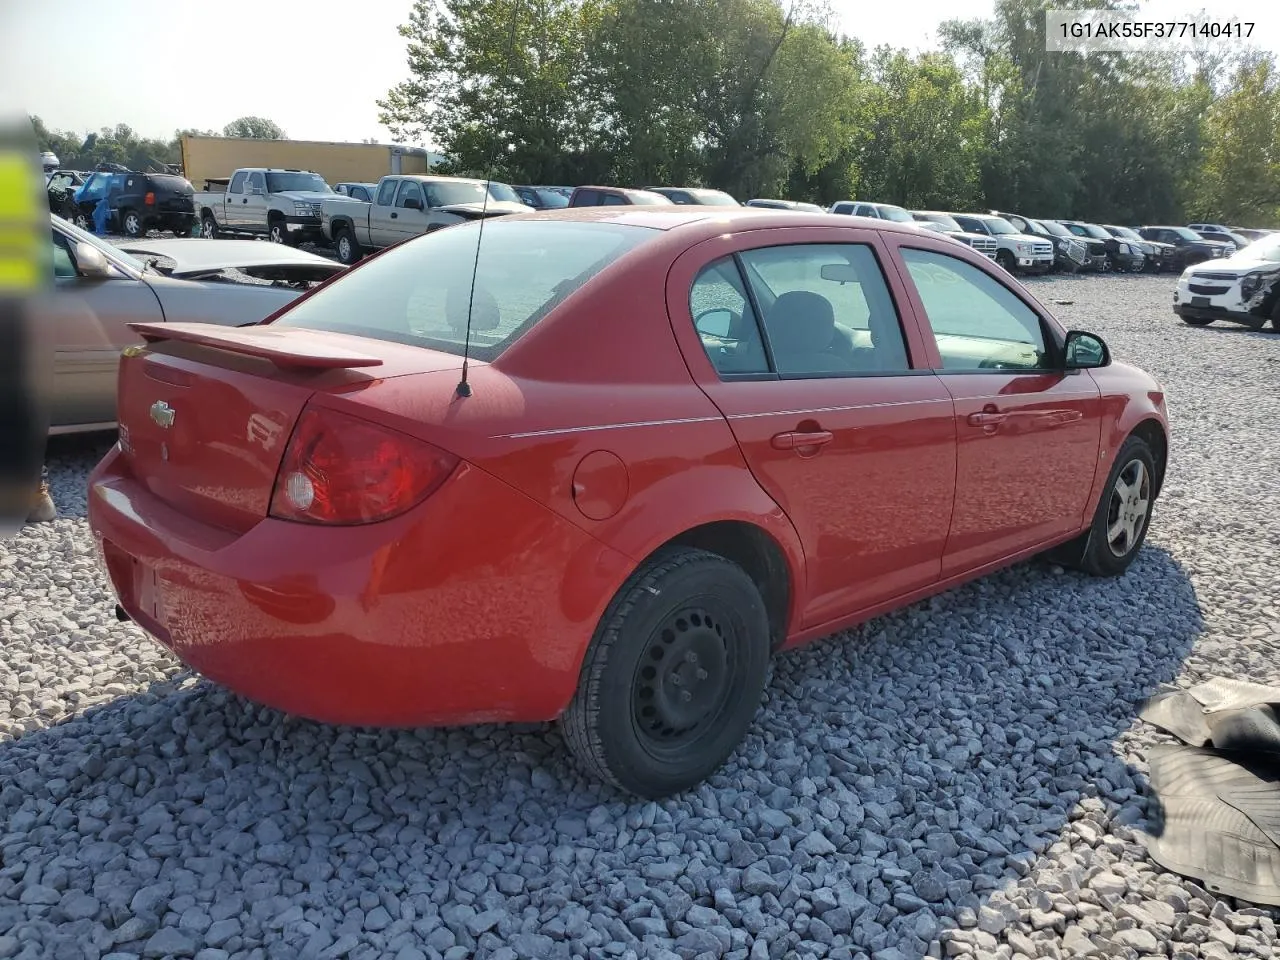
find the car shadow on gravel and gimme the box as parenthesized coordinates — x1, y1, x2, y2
(0, 542, 1204, 959)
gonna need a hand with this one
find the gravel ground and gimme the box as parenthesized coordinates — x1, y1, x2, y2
(3, 272, 1279, 960)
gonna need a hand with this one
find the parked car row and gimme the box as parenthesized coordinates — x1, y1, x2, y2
(81, 156, 1272, 293)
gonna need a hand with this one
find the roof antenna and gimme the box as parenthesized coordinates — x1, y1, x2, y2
(456, 0, 524, 399)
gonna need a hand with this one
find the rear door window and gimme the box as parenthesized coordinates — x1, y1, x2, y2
(602, 193, 628, 205)
(733, 243, 912, 377)
(228, 171, 247, 194)
(377, 180, 398, 205)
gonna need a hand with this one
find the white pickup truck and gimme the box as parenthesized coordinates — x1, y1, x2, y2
(195, 168, 335, 246)
(319, 175, 529, 264)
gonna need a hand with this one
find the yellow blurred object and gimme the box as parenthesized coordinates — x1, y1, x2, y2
(0, 114, 52, 538)
(0, 152, 43, 293)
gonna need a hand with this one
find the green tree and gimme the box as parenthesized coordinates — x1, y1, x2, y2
(222, 116, 286, 139)
(851, 48, 986, 209)
(378, 0, 607, 184)
(1196, 55, 1280, 224)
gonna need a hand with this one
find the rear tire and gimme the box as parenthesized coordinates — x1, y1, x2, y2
(121, 208, 143, 238)
(1050, 434, 1157, 578)
(560, 547, 771, 799)
(334, 227, 362, 265)
(201, 215, 219, 240)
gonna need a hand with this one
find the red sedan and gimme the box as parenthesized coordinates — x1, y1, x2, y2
(88, 207, 1169, 798)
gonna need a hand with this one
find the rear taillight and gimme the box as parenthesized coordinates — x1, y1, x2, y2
(269, 407, 459, 525)
(144, 191, 156, 206)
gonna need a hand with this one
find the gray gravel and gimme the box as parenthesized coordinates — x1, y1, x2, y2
(4, 272, 1279, 960)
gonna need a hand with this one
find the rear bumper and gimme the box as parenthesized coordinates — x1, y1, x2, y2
(87, 446, 630, 727)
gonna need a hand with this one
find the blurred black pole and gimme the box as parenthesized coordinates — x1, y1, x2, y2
(0, 113, 52, 538)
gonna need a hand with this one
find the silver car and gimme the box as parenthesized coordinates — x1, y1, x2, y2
(43, 215, 346, 433)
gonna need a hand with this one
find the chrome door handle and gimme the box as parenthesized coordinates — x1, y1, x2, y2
(967, 411, 1008, 426)
(771, 429, 834, 451)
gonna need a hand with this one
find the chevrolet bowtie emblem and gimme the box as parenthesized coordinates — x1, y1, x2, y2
(150, 401, 176, 429)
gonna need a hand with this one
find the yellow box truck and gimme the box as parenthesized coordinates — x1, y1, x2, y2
(179, 136, 435, 190)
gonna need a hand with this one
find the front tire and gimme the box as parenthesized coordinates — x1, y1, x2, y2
(268, 218, 295, 245)
(1053, 434, 1157, 578)
(560, 547, 771, 799)
(996, 250, 1017, 273)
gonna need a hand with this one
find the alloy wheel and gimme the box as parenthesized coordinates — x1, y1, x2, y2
(1106, 459, 1151, 557)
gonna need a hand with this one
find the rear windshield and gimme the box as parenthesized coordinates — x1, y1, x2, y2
(915, 212, 961, 231)
(875, 205, 914, 222)
(535, 189, 569, 208)
(150, 175, 193, 193)
(630, 191, 674, 205)
(272, 220, 657, 361)
(690, 189, 739, 206)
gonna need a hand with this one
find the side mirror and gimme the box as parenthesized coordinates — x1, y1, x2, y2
(695, 309, 733, 338)
(403, 197, 423, 211)
(73, 242, 112, 279)
(1064, 330, 1110, 369)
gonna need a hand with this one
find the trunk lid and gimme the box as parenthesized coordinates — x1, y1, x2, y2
(116, 323, 467, 533)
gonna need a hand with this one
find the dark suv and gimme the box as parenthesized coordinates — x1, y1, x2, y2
(1138, 226, 1234, 270)
(69, 170, 197, 237)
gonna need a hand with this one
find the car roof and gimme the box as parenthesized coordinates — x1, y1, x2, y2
(492, 205, 938, 240)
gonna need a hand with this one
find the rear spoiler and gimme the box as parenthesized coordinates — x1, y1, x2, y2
(128, 322, 384, 371)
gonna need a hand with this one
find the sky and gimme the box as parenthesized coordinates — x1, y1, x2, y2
(2, 0, 1278, 149)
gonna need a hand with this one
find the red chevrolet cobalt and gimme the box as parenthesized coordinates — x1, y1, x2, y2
(88, 207, 1168, 798)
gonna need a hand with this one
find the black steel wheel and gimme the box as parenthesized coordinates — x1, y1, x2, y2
(561, 546, 771, 798)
